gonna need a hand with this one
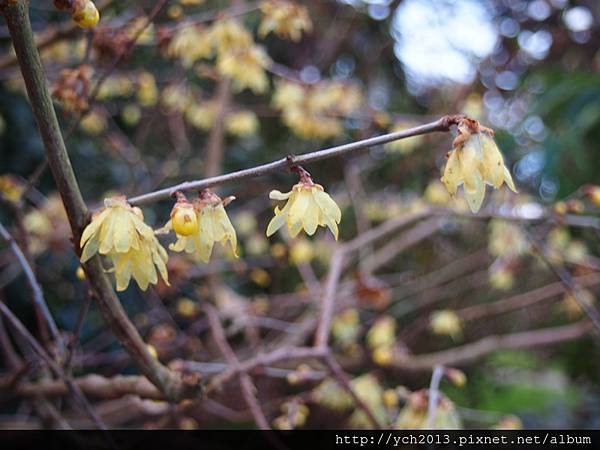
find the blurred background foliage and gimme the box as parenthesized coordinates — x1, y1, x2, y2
(0, 0, 599, 429)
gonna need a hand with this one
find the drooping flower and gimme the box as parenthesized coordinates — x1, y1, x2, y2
(441, 118, 517, 213)
(266, 167, 342, 239)
(259, 0, 312, 42)
(169, 190, 238, 262)
(79, 196, 169, 291)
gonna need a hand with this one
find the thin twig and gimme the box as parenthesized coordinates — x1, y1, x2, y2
(426, 365, 444, 429)
(0, 220, 64, 355)
(527, 233, 600, 333)
(0, 300, 107, 430)
(203, 304, 270, 430)
(323, 352, 382, 429)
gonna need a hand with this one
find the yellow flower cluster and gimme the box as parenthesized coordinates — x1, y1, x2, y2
(272, 80, 362, 139)
(266, 173, 341, 240)
(168, 25, 213, 69)
(259, 0, 313, 42)
(217, 45, 270, 94)
(80, 197, 169, 291)
(167, 191, 238, 263)
(441, 118, 517, 213)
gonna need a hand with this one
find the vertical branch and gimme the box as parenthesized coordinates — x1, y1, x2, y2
(205, 78, 232, 177)
(1, 0, 199, 401)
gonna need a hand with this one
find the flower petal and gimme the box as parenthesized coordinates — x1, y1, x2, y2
(504, 166, 518, 193)
(312, 189, 341, 223)
(441, 149, 462, 196)
(269, 189, 292, 200)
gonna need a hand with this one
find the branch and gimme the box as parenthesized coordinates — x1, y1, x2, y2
(127, 116, 463, 205)
(528, 233, 600, 333)
(0, 220, 63, 354)
(0, 300, 106, 429)
(395, 321, 593, 370)
(0, 374, 163, 401)
(1, 0, 200, 402)
(203, 305, 270, 430)
(457, 272, 600, 321)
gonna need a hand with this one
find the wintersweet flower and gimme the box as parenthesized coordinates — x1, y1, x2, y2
(266, 167, 341, 239)
(259, 0, 313, 42)
(169, 190, 238, 262)
(441, 118, 517, 213)
(80, 196, 169, 291)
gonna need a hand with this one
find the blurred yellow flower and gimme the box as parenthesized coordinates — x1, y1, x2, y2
(259, 0, 312, 42)
(217, 45, 270, 93)
(289, 239, 314, 265)
(137, 72, 158, 106)
(224, 110, 259, 137)
(429, 309, 462, 339)
(441, 119, 517, 213)
(209, 19, 253, 55)
(168, 26, 212, 68)
(266, 175, 341, 240)
(185, 102, 217, 130)
(79, 109, 107, 135)
(366, 316, 396, 349)
(80, 196, 169, 291)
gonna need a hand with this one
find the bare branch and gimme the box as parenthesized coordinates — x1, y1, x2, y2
(127, 116, 463, 206)
(0, 220, 63, 354)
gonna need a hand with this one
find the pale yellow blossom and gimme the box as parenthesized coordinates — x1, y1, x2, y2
(441, 120, 517, 213)
(169, 190, 238, 262)
(79, 196, 169, 291)
(266, 180, 341, 239)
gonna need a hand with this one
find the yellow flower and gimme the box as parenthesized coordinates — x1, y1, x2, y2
(209, 19, 253, 55)
(185, 102, 217, 130)
(259, 0, 312, 42)
(79, 196, 169, 291)
(266, 176, 341, 240)
(168, 26, 213, 68)
(217, 45, 270, 94)
(429, 310, 462, 338)
(224, 110, 259, 137)
(366, 316, 396, 349)
(71, 1, 100, 29)
(169, 190, 238, 262)
(137, 72, 158, 106)
(441, 119, 517, 213)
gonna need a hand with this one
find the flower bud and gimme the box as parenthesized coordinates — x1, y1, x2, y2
(73, 1, 100, 28)
(171, 199, 198, 236)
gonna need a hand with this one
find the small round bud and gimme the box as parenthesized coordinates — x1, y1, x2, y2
(587, 186, 600, 207)
(553, 201, 567, 216)
(73, 1, 100, 28)
(171, 202, 198, 236)
(76, 266, 86, 281)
